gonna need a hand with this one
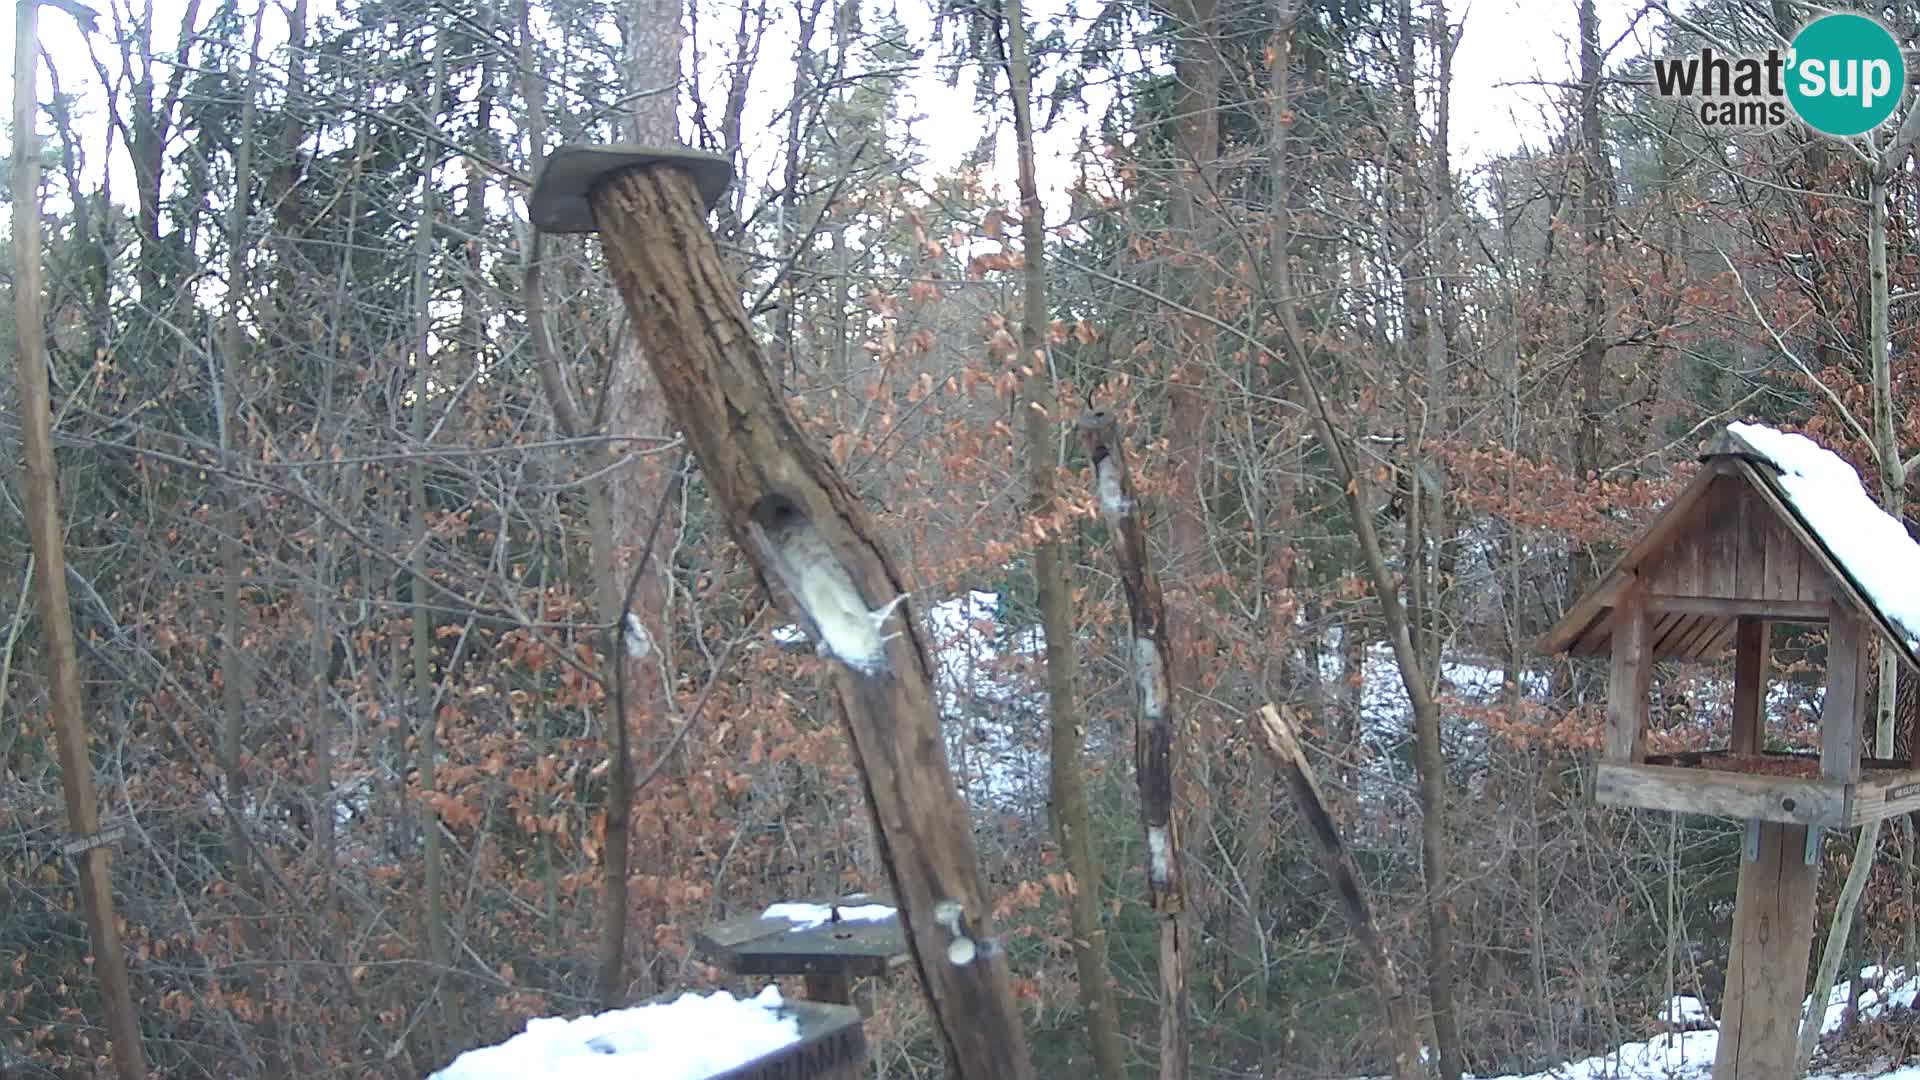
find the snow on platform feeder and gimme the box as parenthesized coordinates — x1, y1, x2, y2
(428, 987, 867, 1080)
(1537, 422, 1920, 1079)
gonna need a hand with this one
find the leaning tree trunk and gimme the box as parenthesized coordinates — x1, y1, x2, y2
(568, 158, 1035, 1079)
(1256, 705, 1424, 1080)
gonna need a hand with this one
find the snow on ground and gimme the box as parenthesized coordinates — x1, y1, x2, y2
(1349, 971, 1920, 1080)
(1729, 422, 1920, 654)
(428, 986, 799, 1079)
(760, 901, 896, 928)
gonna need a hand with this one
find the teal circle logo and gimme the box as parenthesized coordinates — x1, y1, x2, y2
(1787, 13, 1906, 137)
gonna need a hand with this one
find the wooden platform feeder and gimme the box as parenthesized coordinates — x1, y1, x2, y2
(694, 899, 910, 1013)
(1540, 426, 1920, 1079)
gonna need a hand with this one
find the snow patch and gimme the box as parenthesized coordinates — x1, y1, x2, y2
(1096, 457, 1132, 518)
(1729, 422, 1920, 653)
(760, 902, 896, 930)
(1134, 637, 1166, 721)
(429, 986, 798, 1080)
(1351, 967, 1920, 1080)
(1147, 825, 1172, 887)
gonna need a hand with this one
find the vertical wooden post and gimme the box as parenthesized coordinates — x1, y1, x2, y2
(1731, 618, 1768, 756)
(803, 973, 854, 1006)
(1713, 822, 1819, 1079)
(1825, 602, 1866, 783)
(1606, 583, 1652, 763)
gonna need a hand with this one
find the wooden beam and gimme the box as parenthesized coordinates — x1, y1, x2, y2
(1731, 618, 1769, 756)
(1848, 768, 1920, 826)
(1647, 596, 1828, 621)
(1826, 601, 1866, 785)
(1607, 583, 1652, 763)
(581, 160, 1031, 1079)
(1593, 764, 1848, 828)
(1714, 822, 1820, 1079)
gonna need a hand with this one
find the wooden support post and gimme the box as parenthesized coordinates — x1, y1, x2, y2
(1255, 705, 1425, 1080)
(1731, 618, 1768, 756)
(537, 153, 1032, 1079)
(1607, 581, 1652, 764)
(1714, 821, 1819, 1079)
(1825, 602, 1866, 785)
(803, 973, 854, 1006)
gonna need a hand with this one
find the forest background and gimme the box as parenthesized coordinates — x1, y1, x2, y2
(3, 0, 1919, 1076)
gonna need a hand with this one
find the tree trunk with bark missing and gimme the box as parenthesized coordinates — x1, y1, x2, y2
(1256, 705, 1424, 1079)
(570, 159, 1034, 1079)
(1079, 411, 1191, 1080)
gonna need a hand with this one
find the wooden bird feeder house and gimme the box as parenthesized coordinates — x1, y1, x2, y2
(1540, 423, 1920, 1079)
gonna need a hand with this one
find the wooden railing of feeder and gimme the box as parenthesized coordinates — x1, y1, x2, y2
(527, 145, 1032, 1080)
(1539, 426, 1920, 1079)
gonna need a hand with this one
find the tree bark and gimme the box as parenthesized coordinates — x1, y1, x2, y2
(409, 27, 456, 1057)
(581, 161, 1034, 1079)
(1079, 412, 1191, 1080)
(1000, 4, 1128, 1077)
(596, 0, 686, 1007)
(12, 2, 149, 1073)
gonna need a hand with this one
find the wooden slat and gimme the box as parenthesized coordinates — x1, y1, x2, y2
(1703, 620, 1740, 658)
(1704, 479, 1741, 598)
(1847, 768, 1920, 825)
(1826, 601, 1867, 782)
(1673, 613, 1728, 658)
(1607, 586, 1653, 764)
(1646, 595, 1828, 620)
(1737, 482, 1770, 600)
(1649, 611, 1689, 657)
(1715, 821, 1821, 1079)
(1643, 607, 1689, 657)
(1731, 618, 1769, 755)
(1593, 763, 1848, 826)
(1768, 514, 1799, 602)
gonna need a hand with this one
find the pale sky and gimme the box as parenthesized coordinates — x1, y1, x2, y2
(0, 0, 1645, 241)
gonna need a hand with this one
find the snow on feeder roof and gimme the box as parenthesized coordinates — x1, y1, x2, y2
(1723, 422, 1920, 656)
(1540, 423, 1920, 674)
